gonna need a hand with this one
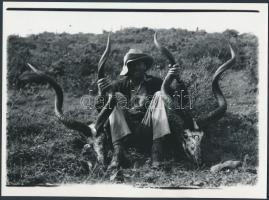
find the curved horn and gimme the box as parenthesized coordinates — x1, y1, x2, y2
(154, 32, 176, 65)
(196, 44, 235, 128)
(20, 63, 95, 137)
(98, 33, 111, 79)
(154, 32, 184, 110)
(154, 32, 177, 95)
(94, 33, 117, 134)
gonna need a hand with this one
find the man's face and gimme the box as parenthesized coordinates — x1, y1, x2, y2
(128, 60, 147, 79)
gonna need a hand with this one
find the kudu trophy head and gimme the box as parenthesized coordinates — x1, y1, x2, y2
(154, 32, 235, 165)
(19, 34, 115, 165)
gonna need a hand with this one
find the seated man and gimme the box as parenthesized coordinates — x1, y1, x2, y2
(97, 49, 185, 169)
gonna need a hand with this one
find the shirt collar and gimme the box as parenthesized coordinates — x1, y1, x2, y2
(128, 74, 153, 86)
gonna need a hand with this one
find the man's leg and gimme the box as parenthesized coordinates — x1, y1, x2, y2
(142, 91, 171, 140)
(108, 92, 132, 169)
(141, 91, 172, 165)
(109, 106, 132, 143)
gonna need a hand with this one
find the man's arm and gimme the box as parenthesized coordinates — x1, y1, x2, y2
(162, 64, 181, 95)
(95, 78, 124, 113)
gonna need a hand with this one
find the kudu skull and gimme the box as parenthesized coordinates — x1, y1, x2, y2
(154, 33, 235, 165)
(19, 34, 115, 166)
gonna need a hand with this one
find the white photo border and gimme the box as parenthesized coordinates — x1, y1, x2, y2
(1, 2, 268, 198)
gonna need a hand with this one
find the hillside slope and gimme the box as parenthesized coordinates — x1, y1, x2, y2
(6, 28, 258, 186)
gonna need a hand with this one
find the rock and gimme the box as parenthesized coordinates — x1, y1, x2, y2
(210, 160, 241, 173)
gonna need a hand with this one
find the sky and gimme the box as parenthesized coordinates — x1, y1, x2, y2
(3, 2, 267, 36)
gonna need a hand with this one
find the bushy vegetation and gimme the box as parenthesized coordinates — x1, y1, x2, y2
(6, 27, 258, 186)
(7, 28, 257, 94)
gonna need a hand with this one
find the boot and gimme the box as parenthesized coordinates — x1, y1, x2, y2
(151, 138, 164, 168)
(108, 136, 133, 171)
(108, 143, 123, 170)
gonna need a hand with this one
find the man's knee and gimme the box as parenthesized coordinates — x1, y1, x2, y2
(154, 91, 162, 97)
(114, 92, 128, 110)
(150, 91, 167, 109)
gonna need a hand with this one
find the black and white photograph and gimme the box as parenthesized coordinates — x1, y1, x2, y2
(1, 2, 268, 198)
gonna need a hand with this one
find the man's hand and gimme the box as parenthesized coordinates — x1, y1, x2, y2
(162, 64, 181, 91)
(167, 64, 180, 79)
(97, 77, 112, 95)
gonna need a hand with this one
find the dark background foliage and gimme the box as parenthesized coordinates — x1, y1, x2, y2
(7, 27, 258, 94)
(6, 27, 258, 186)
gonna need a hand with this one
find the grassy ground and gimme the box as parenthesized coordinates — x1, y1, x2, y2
(6, 69, 258, 187)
